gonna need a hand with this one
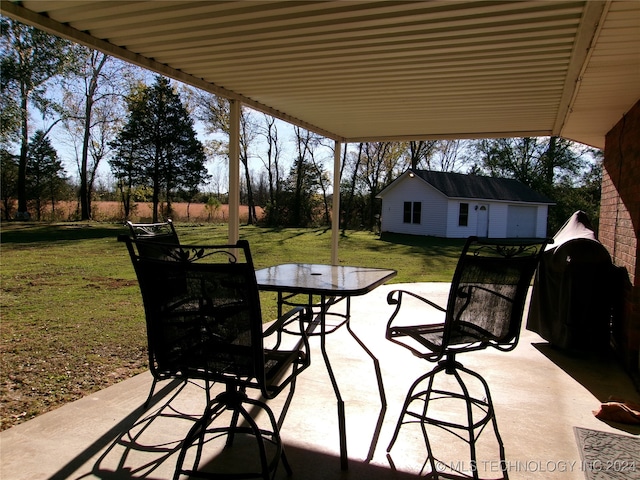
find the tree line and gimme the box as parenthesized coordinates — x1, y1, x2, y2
(1, 18, 602, 233)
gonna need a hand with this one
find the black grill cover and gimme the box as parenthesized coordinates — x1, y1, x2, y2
(526, 211, 613, 351)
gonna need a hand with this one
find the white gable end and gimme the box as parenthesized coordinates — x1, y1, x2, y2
(379, 177, 448, 236)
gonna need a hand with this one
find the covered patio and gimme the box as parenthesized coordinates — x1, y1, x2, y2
(2, 283, 639, 480)
(1, 1, 639, 479)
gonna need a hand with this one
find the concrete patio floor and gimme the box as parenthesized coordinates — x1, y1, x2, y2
(2, 283, 639, 480)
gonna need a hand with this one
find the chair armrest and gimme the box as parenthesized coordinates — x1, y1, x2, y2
(262, 306, 311, 394)
(385, 289, 447, 360)
(263, 306, 305, 337)
(385, 290, 446, 337)
(387, 289, 447, 312)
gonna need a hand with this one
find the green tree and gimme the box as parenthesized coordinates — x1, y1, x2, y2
(109, 119, 144, 219)
(547, 151, 603, 234)
(0, 18, 75, 219)
(256, 114, 285, 226)
(0, 148, 19, 220)
(358, 142, 405, 229)
(340, 143, 364, 232)
(62, 49, 131, 220)
(285, 127, 323, 227)
(471, 137, 586, 192)
(470, 136, 600, 234)
(192, 91, 259, 224)
(302, 130, 332, 225)
(110, 76, 207, 222)
(26, 130, 66, 221)
(407, 140, 438, 170)
(338, 142, 404, 230)
(204, 196, 221, 222)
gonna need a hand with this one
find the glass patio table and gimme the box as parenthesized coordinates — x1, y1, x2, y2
(255, 263, 397, 470)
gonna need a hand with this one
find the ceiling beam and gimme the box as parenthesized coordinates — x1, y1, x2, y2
(553, 1, 608, 135)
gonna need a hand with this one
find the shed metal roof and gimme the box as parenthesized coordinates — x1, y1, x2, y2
(406, 169, 555, 203)
(2, 1, 639, 149)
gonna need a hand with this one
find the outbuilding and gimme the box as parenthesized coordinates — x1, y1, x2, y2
(377, 170, 554, 239)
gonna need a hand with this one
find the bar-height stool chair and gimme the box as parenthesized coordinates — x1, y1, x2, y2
(121, 238, 309, 479)
(126, 219, 179, 240)
(121, 220, 185, 407)
(126, 219, 180, 260)
(385, 236, 548, 479)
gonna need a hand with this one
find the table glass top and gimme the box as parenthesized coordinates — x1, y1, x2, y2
(255, 263, 397, 295)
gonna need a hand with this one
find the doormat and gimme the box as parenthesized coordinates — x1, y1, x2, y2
(574, 427, 640, 480)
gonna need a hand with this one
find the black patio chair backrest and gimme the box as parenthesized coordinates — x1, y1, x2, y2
(386, 236, 549, 363)
(123, 238, 275, 395)
(442, 236, 548, 353)
(126, 219, 180, 260)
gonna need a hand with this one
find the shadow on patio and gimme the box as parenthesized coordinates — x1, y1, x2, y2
(2, 283, 639, 480)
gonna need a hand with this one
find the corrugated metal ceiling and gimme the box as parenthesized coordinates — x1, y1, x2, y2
(2, 1, 639, 148)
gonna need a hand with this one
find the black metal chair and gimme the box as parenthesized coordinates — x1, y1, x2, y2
(122, 220, 184, 406)
(121, 237, 310, 480)
(385, 236, 548, 479)
(126, 219, 181, 261)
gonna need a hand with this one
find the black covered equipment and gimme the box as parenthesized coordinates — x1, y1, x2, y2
(526, 211, 614, 352)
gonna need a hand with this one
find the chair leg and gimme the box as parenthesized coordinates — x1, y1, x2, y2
(450, 367, 481, 480)
(243, 396, 292, 479)
(205, 378, 211, 405)
(455, 364, 508, 480)
(236, 402, 271, 480)
(387, 362, 446, 453)
(272, 377, 298, 476)
(143, 378, 158, 409)
(174, 400, 227, 480)
(174, 390, 290, 480)
(388, 360, 508, 480)
(276, 372, 298, 431)
(279, 447, 293, 477)
(418, 376, 441, 478)
(226, 407, 241, 448)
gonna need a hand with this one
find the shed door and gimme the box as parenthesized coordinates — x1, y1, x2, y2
(476, 204, 489, 237)
(507, 206, 536, 237)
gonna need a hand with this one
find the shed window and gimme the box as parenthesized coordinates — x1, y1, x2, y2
(459, 203, 469, 226)
(403, 201, 421, 224)
(412, 202, 421, 224)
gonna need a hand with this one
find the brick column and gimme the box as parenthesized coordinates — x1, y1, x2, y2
(601, 99, 640, 372)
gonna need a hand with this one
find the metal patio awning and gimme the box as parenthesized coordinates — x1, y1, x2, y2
(3, 1, 638, 150)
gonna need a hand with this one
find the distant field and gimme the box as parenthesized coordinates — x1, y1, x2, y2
(25, 200, 263, 223)
(0, 222, 463, 431)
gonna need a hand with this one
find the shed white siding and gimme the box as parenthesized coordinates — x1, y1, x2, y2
(422, 191, 449, 237)
(446, 200, 474, 238)
(379, 179, 448, 236)
(535, 205, 549, 238)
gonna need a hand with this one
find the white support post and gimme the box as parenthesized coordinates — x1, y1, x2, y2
(228, 100, 240, 245)
(331, 141, 341, 265)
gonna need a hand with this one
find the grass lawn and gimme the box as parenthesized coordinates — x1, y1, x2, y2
(0, 222, 465, 430)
